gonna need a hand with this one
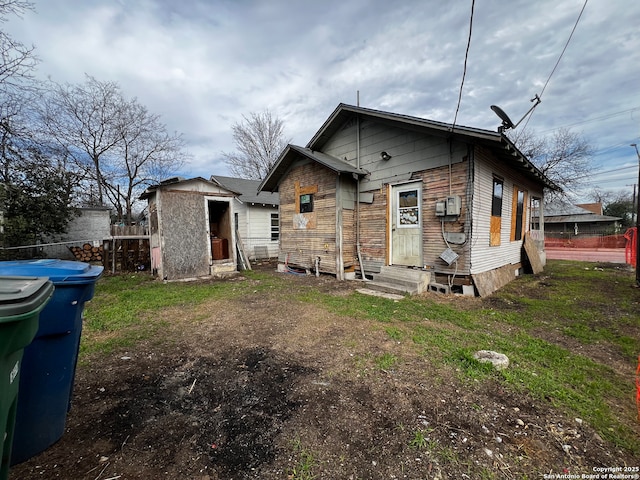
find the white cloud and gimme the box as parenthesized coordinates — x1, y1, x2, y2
(4, 0, 639, 199)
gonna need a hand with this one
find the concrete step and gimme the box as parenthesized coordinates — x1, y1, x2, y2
(367, 266, 431, 295)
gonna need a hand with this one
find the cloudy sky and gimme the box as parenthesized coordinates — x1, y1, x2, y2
(5, 0, 640, 201)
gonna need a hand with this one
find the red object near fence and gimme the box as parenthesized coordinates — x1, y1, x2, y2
(624, 227, 637, 267)
(636, 355, 640, 422)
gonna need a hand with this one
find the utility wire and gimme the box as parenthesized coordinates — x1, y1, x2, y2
(451, 0, 475, 131)
(516, 0, 588, 139)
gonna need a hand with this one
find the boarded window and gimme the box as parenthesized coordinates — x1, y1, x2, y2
(270, 213, 279, 241)
(511, 186, 527, 241)
(490, 178, 503, 246)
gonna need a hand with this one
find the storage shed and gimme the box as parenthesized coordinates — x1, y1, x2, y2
(140, 177, 238, 280)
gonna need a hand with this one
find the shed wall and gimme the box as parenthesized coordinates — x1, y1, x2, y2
(160, 190, 211, 279)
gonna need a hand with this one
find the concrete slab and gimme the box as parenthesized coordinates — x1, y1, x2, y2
(356, 288, 405, 301)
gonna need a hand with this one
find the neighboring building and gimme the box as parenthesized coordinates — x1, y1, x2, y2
(259, 104, 558, 296)
(140, 177, 238, 280)
(536, 203, 622, 236)
(42, 207, 111, 260)
(210, 175, 280, 260)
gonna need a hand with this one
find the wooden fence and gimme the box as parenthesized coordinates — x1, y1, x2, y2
(103, 225, 150, 273)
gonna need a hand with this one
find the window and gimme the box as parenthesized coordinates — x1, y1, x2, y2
(511, 186, 527, 241)
(491, 179, 503, 217)
(530, 197, 541, 231)
(270, 213, 279, 241)
(397, 189, 420, 227)
(299, 194, 313, 213)
(490, 178, 503, 246)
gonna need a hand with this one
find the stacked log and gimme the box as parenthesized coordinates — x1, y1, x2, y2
(69, 243, 103, 263)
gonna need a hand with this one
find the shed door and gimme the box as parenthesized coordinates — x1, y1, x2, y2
(391, 182, 422, 266)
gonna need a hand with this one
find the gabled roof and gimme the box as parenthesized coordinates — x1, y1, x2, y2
(259, 144, 368, 192)
(211, 175, 279, 206)
(311, 103, 559, 190)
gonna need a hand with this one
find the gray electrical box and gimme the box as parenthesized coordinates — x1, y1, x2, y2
(435, 201, 446, 216)
(440, 247, 459, 265)
(446, 195, 461, 216)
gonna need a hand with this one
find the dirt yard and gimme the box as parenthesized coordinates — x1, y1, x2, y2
(9, 262, 640, 479)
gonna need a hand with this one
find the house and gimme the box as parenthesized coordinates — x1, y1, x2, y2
(259, 103, 558, 296)
(536, 203, 622, 236)
(210, 175, 280, 260)
(140, 177, 239, 280)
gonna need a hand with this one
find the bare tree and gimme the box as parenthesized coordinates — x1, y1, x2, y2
(40, 75, 123, 204)
(0, 1, 38, 99)
(39, 75, 187, 221)
(222, 110, 290, 180)
(511, 128, 594, 201)
(106, 101, 186, 223)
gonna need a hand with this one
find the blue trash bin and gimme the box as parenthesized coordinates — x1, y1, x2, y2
(0, 260, 103, 465)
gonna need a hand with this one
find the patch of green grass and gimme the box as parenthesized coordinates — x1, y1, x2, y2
(385, 326, 404, 341)
(374, 352, 398, 371)
(289, 438, 316, 480)
(408, 429, 428, 449)
(81, 272, 275, 357)
(447, 349, 496, 380)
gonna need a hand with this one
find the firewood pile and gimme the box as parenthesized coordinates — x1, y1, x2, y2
(69, 243, 104, 263)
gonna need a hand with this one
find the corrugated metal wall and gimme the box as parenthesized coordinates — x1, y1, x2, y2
(470, 146, 544, 274)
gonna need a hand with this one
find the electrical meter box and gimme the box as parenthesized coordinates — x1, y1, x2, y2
(436, 196, 461, 217)
(446, 195, 461, 216)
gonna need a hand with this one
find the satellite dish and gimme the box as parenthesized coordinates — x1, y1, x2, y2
(490, 105, 514, 131)
(490, 94, 542, 133)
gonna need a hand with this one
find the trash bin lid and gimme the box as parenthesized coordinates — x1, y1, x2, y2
(0, 259, 103, 285)
(0, 276, 55, 318)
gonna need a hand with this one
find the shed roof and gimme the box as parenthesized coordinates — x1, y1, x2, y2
(260, 103, 559, 193)
(139, 176, 227, 200)
(210, 175, 279, 206)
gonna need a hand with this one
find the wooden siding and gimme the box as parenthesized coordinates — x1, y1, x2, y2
(412, 161, 470, 275)
(470, 146, 544, 275)
(279, 161, 339, 274)
(358, 189, 388, 265)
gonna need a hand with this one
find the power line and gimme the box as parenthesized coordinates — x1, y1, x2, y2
(539, 0, 588, 100)
(517, 0, 588, 137)
(451, 0, 475, 131)
(536, 106, 640, 134)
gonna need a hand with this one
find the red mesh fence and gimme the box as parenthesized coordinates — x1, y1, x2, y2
(545, 234, 628, 249)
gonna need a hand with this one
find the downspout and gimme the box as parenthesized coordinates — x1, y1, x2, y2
(355, 94, 367, 280)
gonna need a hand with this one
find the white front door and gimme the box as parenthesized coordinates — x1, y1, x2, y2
(391, 182, 422, 266)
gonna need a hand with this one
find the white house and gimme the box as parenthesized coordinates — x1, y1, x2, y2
(210, 175, 280, 260)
